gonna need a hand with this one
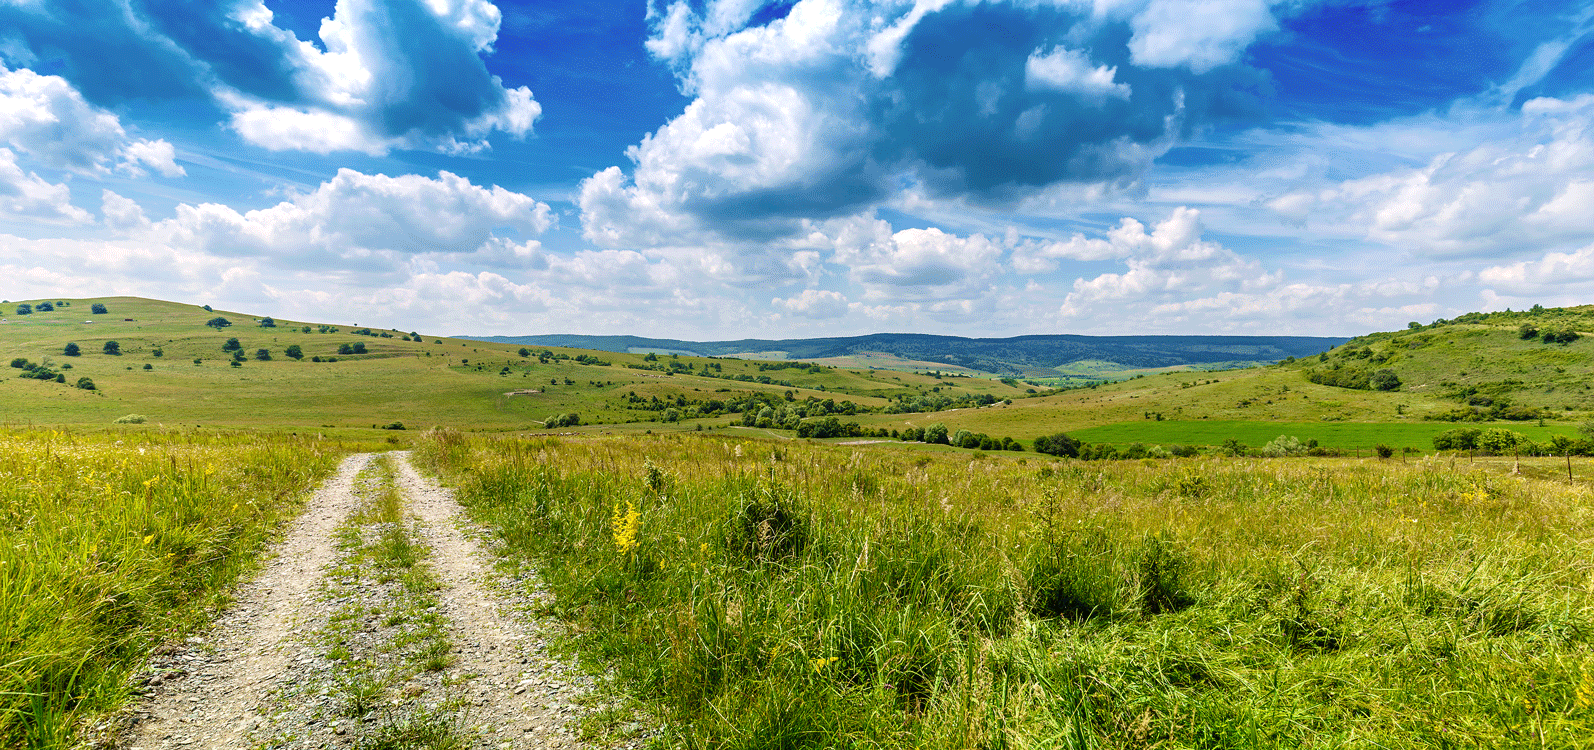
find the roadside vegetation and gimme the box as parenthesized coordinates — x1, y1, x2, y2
(417, 431, 1594, 749)
(0, 429, 377, 747)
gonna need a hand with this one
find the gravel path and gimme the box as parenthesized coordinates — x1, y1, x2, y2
(394, 453, 587, 749)
(111, 451, 604, 750)
(118, 453, 374, 750)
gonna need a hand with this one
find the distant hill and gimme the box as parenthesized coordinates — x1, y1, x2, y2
(461, 332, 1350, 377)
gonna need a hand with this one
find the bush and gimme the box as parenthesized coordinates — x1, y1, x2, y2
(1519, 323, 1539, 339)
(1542, 328, 1581, 344)
(206, 316, 231, 329)
(284, 344, 303, 360)
(102, 341, 120, 355)
(8, 358, 26, 369)
(1370, 369, 1401, 391)
(221, 337, 241, 352)
(75, 377, 95, 390)
(1374, 444, 1394, 459)
(259, 316, 276, 328)
(951, 428, 973, 448)
(254, 348, 271, 361)
(142, 363, 152, 370)
(1033, 432, 1080, 458)
(1477, 428, 1525, 455)
(112, 414, 146, 424)
(380, 422, 406, 430)
(351, 342, 367, 354)
(15, 303, 30, 315)
(1433, 427, 1482, 450)
(36, 301, 53, 312)
(63, 342, 80, 357)
(337, 343, 353, 355)
(1261, 435, 1306, 457)
(545, 413, 582, 428)
(91, 302, 108, 314)
(518, 348, 531, 357)
(922, 423, 949, 445)
(151, 348, 163, 357)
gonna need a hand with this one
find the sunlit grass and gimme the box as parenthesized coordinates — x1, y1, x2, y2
(417, 431, 1594, 749)
(0, 428, 370, 747)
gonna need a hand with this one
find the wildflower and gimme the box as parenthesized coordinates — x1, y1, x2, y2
(142, 534, 154, 545)
(811, 656, 839, 671)
(611, 500, 640, 554)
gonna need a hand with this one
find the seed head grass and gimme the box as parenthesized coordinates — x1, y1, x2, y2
(416, 431, 1594, 749)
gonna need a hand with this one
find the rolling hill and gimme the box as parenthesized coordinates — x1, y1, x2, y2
(463, 331, 1349, 378)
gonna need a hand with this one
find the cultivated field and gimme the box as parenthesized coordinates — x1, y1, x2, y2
(419, 432, 1594, 749)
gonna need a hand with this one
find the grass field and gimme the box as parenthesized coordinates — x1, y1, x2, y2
(0, 297, 1027, 430)
(0, 428, 386, 746)
(417, 431, 1594, 749)
(1068, 419, 1585, 450)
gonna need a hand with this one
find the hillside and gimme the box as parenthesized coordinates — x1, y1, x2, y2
(465, 331, 1348, 378)
(0, 296, 1028, 430)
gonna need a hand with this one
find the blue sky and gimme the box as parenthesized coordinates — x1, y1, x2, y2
(1, 0, 1592, 338)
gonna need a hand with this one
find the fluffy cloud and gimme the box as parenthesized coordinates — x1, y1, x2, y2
(1271, 94, 1594, 257)
(1477, 242, 1594, 295)
(774, 288, 851, 318)
(121, 169, 553, 275)
(1055, 207, 1277, 317)
(0, 65, 183, 176)
(0, 0, 538, 156)
(583, 0, 1276, 252)
(0, 148, 91, 222)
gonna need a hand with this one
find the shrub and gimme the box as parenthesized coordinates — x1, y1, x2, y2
(351, 342, 367, 354)
(229, 360, 242, 368)
(8, 358, 26, 369)
(112, 414, 146, 424)
(950, 428, 972, 448)
(1519, 323, 1539, 339)
(259, 316, 276, 328)
(36, 301, 53, 312)
(337, 343, 353, 355)
(1374, 444, 1394, 459)
(284, 344, 303, 360)
(142, 363, 153, 371)
(15, 303, 31, 315)
(1033, 432, 1080, 458)
(1137, 534, 1195, 615)
(1261, 435, 1306, 457)
(102, 341, 120, 355)
(1370, 369, 1401, 391)
(1477, 428, 1525, 455)
(1542, 328, 1580, 344)
(206, 316, 231, 329)
(221, 338, 241, 352)
(91, 302, 108, 314)
(75, 377, 95, 390)
(151, 348, 163, 357)
(545, 413, 582, 428)
(63, 342, 80, 357)
(922, 422, 949, 445)
(254, 348, 271, 361)
(1433, 427, 1481, 450)
(231, 350, 245, 362)
(380, 422, 406, 430)
(518, 348, 531, 357)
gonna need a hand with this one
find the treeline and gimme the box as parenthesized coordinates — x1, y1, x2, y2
(1432, 426, 1594, 456)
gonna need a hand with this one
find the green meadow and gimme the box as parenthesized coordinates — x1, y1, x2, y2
(418, 431, 1594, 749)
(1069, 419, 1585, 450)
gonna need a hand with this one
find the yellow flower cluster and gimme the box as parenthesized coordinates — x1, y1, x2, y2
(611, 499, 640, 554)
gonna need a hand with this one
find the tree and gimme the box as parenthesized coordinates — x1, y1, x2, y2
(255, 348, 271, 361)
(63, 342, 80, 357)
(518, 348, 531, 357)
(260, 316, 276, 328)
(1407, 321, 1421, 330)
(922, 422, 949, 445)
(103, 340, 120, 355)
(76, 377, 95, 390)
(36, 301, 53, 312)
(1519, 323, 1540, 339)
(1370, 369, 1401, 391)
(643, 352, 658, 362)
(222, 337, 241, 352)
(351, 342, 367, 354)
(201, 304, 212, 312)
(951, 428, 973, 448)
(338, 343, 353, 355)
(206, 316, 232, 329)
(15, 303, 30, 315)
(91, 302, 108, 314)
(284, 344, 303, 360)
(1033, 432, 1080, 457)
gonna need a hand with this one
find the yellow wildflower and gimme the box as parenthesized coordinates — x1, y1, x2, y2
(811, 656, 839, 671)
(610, 500, 640, 554)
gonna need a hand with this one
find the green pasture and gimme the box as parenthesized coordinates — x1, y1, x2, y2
(1070, 419, 1584, 450)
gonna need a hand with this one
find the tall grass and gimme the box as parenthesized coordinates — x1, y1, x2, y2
(0, 428, 365, 747)
(417, 432, 1594, 749)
